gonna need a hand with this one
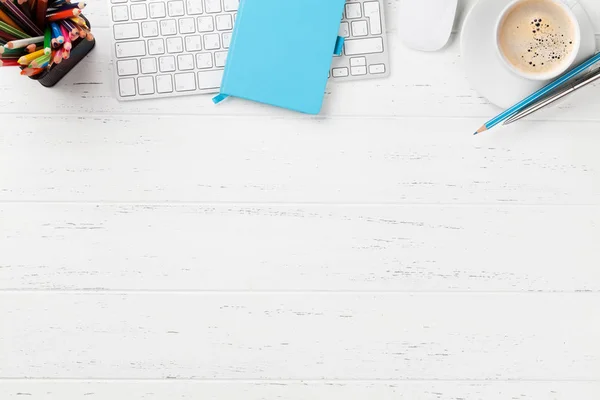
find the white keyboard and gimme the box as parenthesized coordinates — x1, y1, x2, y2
(109, 0, 390, 101)
(331, 1, 390, 82)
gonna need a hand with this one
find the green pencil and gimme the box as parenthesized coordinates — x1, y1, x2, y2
(0, 21, 30, 40)
(43, 26, 51, 55)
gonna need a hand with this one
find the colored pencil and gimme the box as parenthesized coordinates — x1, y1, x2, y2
(18, 0, 34, 22)
(52, 45, 62, 62)
(43, 25, 51, 53)
(0, 29, 17, 41)
(17, 47, 43, 64)
(0, 46, 27, 55)
(0, 0, 43, 36)
(504, 68, 600, 125)
(28, 52, 49, 67)
(0, 20, 30, 39)
(50, 21, 62, 44)
(47, 1, 84, 11)
(20, 66, 43, 75)
(35, 0, 47, 28)
(0, 58, 19, 66)
(46, 8, 80, 21)
(60, 18, 77, 39)
(0, 8, 21, 30)
(5, 35, 42, 48)
(474, 52, 600, 134)
(70, 16, 87, 29)
(60, 23, 70, 50)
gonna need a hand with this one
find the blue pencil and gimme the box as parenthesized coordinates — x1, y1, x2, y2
(475, 51, 600, 135)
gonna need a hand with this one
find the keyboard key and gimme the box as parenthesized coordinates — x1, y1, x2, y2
(203, 33, 220, 50)
(332, 67, 349, 77)
(167, 0, 185, 16)
(339, 22, 349, 38)
(147, 38, 165, 55)
(159, 55, 176, 72)
(214, 50, 227, 67)
(197, 70, 223, 89)
(369, 63, 385, 74)
(185, 0, 203, 14)
(178, 17, 195, 34)
(148, 2, 166, 18)
(350, 56, 366, 67)
(175, 72, 196, 91)
(351, 20, 368, 37)
(345, 2, 361, 19)
(141, 20, 159, 37)
(156, 74, 173, 93)
(140, 57, 158, 74)
(363, 1, 382, 35)
(117, 59, 139, 76)
(119, 78, 136, 97)
(204, 0, 221, 13)
(351, 66, 367, 75)
(222, 32, 232, 48)
(344, 37, 383, 55)
(137, 76, 155, 95)
(185, 35, 202, 51)
(195, 52, 212, 69)
(115, 40, 146, 58)
(197, 16, 214, 32)
(114, 23, 140, 40)
(215, 14, 232, 31)
(160, 19, 177, 35)
(223, 0, 238, 11)
(177, 54, 195, 70)
(166, 37, 183, 53)
(112, 0, 127, 4)
(112, 5, 129, 22)
(130, 4, 148, 20)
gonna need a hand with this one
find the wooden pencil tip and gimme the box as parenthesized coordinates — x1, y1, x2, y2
(474, 125, 487, 135)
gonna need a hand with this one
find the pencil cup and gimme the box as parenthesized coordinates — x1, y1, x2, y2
(29, 16, 95, 87)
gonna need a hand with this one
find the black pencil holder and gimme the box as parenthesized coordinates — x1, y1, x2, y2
(28, 16, 95, 87)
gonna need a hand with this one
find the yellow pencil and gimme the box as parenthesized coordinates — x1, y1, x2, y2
(17, 48, 45, 65)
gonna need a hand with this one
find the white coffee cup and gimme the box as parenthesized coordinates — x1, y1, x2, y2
(495, 0, 581, 81)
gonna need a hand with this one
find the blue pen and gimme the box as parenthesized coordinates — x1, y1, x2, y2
(475, 51, 600, 135)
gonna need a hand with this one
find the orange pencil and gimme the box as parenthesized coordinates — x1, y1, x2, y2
(46, 8, 80, 22)
(0, 9, 21, 30)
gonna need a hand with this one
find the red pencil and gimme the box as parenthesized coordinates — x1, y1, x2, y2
(0, 59, 20, 66)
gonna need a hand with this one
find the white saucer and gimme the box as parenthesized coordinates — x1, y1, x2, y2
(461, 0, 597, 109)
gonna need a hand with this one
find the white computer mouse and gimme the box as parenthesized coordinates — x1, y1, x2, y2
(398, 0, 458, 52)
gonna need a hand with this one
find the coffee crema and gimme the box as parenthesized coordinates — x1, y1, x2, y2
(498, 0, 576, 75)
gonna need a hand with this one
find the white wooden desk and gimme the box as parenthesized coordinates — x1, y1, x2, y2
(1, 0, 599, 398)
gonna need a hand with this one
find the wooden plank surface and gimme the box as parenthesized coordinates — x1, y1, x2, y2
(1, 116, 599, 204)
(1, 0, 600, 398)
(1, 293, 599, 379)
(1, 204, 599, 291)
(2, 381, 600, 400)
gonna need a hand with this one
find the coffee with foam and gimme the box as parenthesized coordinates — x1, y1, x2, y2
(498, 0, 577, 76)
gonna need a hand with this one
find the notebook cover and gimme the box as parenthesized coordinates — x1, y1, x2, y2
(218, 0, 346, 114)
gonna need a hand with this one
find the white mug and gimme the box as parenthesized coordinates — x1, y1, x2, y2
(495, 0, 581, 81)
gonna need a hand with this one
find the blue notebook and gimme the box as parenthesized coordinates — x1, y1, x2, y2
(213, 0, 346, 114)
